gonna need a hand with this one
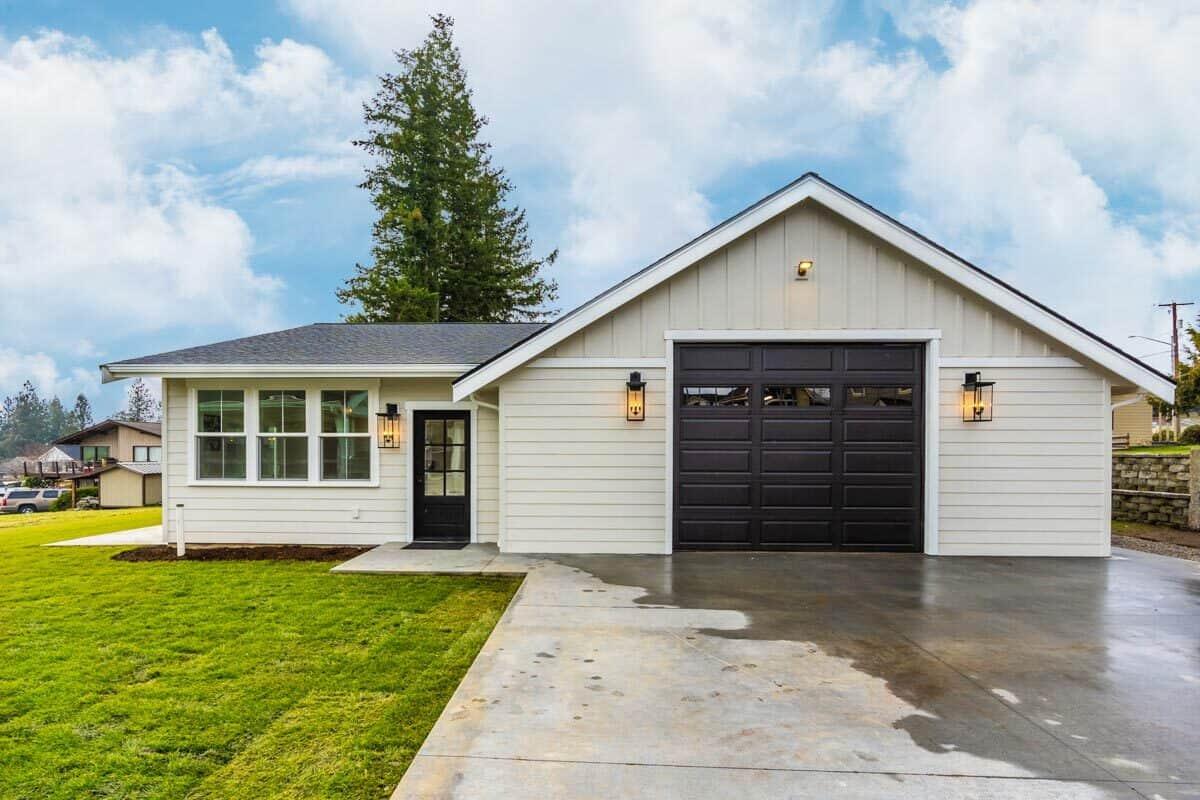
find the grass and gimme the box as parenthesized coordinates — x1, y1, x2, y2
(1117, 444, 1198, 455)
(0, 509, 520, 799)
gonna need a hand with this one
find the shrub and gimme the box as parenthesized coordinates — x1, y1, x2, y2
(1179, 426, 1200, 445)
(50, 491, 74, 512)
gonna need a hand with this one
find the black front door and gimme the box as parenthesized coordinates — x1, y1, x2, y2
(413, 411, 470, 542)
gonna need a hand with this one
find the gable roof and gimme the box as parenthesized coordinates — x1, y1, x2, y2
(453, 173, 1175, 402)
(90, 460, 162, 477)
(102, 323, 548, 382)
(54, 419, 162, 445)
(35, 444, 81, 461)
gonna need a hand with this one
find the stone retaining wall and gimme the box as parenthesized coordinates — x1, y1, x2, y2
(1111, 452, 1197, 529)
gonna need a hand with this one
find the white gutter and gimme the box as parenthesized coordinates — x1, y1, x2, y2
(468, 393, 499, 412)
(1110, 392, 1148, 412)
(101, 363, 477, 383)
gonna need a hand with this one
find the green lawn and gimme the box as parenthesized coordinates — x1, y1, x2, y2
(1118, 444, 1198, 455)
(0, 509, 519, 799)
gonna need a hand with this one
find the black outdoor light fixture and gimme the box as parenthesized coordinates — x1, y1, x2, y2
(962, 372, 995, 422)
(377, 402, 402, 448)
(626, 371, 646, 421)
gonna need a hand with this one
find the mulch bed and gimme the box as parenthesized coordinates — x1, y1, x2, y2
(113, 545, 372, 563)
(1111, 521, 1200, 563)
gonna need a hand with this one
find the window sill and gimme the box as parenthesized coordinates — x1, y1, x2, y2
(186, 479, 380, 488)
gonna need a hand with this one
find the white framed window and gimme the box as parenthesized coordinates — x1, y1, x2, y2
(132, 445, 162, 462)
(195, 390, 246, 479)
(319, 389, 371, 480)
(258, 389, 308, 480)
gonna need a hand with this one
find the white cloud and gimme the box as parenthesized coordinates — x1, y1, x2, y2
(0, 29, 364, 397)
(0, 348, 98, 401)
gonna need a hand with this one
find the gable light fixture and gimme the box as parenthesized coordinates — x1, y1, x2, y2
(377, 402, 402, 448)
(962, 372, 995, 422)
(626, 372, 646, 422)
(796, 259, 814, 280)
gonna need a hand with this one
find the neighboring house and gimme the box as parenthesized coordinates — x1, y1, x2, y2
(90, 461, 162, 508)
(1112, 394, 1153, 447)
(101, 173, 1173, 557)
(22, 419, 162, 489)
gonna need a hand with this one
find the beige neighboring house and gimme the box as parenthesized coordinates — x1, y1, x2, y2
(90, 461, 162, 508)
(1112, 394, 1153, 447)
(101, 173, 1175, 557)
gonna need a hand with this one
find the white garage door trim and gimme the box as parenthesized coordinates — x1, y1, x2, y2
(663, 330, 943, 556)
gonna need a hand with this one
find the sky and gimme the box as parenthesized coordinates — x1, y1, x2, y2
(2, 0, 1199, 415)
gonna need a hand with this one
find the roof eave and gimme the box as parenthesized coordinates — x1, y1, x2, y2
(101, 362, 478, 383)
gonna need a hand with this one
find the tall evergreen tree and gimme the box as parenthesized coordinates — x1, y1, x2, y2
(71, 393, 94, 431)
(0, 381, 50, 456)
(113, 379, 161, 423)
(337, 14, 557, 323)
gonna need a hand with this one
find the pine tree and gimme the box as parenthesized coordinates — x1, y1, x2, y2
(71, 394, 94, 432)
(337, 14, 557, 323)
(0, 381, 50, 456)
(114, 379, 161, 423)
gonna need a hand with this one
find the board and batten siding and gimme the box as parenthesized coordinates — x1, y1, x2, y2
(550, 201, 1062, 360)
(938, 366, 1109, 556)
(161, 377, 497, 544)
(499, 366, 668, 554)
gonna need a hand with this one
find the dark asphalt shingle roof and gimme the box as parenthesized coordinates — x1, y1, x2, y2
(105, 323, 548, 367)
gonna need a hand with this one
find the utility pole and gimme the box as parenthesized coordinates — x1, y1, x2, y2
(1159, 301, 1194, 436)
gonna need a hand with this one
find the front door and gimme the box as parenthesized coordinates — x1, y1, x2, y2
(413, 411, 471, 542)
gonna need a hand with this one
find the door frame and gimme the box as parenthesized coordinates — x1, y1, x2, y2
(404, 401, 478, 544)
(664, 330, 942, 556)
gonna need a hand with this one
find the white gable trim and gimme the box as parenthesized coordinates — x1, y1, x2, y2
(452, 175, 1173, 402)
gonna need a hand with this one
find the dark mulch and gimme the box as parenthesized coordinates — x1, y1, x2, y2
(113, 545, 372, 563)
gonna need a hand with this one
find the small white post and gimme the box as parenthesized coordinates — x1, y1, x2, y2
(174, 503, 185, 558)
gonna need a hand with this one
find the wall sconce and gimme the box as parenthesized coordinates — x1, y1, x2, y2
(796, 259, 813, 280)
(377, 402, 402, 447)
(626, 371, 646, 422)
(962, 372, 995, 422)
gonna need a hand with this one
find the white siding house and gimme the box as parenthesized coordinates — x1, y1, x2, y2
(103, 174, 1172, 556)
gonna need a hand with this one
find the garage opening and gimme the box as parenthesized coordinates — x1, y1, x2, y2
(673, 343, 923, 551)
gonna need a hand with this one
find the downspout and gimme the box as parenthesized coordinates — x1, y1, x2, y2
(1110, 392, 1147, 412)
(468, 393, 499, 412)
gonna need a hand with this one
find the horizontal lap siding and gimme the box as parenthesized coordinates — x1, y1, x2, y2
(937, 367, 1108, 556)
(500, 366, 667, 554)
(163, 378, 498, 545)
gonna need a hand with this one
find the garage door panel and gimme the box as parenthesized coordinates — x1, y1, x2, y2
(678, 483, 752, 507)
(678, 448, 752, 473)
(678, 520, 752, 545)
(680, 417, 752, 441)
(761, 450, 833, 474)
(761, 484, 833, 509)
(679, 347, 752, 371)
(760, 521, 832, 545)
(841, 521, 915, 547)
(761, 346, 834, 371)
(843, 450, 915, 474)
(675, 343, 922, 551)
(762, 418, 833, 442)
(844, 347, 917, 372)
(843, 418, 915, 443)
(843, 484, 916, 509)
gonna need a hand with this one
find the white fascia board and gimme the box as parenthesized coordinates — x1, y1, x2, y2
(451, 174, 1173, 402)
(666, 329, 941, 342)
(102, 363, 474, 383)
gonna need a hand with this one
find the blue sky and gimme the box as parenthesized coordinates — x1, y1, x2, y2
(2, 1, 1198, 415)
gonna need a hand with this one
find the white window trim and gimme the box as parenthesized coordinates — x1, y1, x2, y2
(186, 380, 381, 487)
(662, 330, 942, 557)
(404, 400, 479, 544)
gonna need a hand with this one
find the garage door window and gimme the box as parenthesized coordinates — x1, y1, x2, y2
(762, 386, 831, 407)
(846, 386, 913, 407)
(681, 386, 750, 407)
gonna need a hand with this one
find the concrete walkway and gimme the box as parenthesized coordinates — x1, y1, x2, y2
(46, 525, 163, 546)
(336, 545, 1200, 800)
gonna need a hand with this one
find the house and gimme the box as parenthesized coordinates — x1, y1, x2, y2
(22, 419, 162, 484)
(88, 461, 162, 508)
(100, 174, 1172, 556)
(1112, 393, 1153, 447)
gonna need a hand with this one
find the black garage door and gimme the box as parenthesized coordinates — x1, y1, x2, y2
(674, 343, 923, 551)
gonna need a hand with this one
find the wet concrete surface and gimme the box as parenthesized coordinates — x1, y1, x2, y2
(389, 548, 1200, 799)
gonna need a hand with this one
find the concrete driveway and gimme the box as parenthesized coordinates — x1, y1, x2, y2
(349, 546, 1200, 799)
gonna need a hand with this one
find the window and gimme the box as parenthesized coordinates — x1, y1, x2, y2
(423, 418, 467, 497)
(681, 386, 751, 407)
(846, 386, 914, 408)
(81, 445, 110, 463)
(196, 390, 246, 479)
(320, 390, 370, 480)
(259, 390, 307, 480)
(43, 490, 59, 499)
(132, 446, 162, 462)
(762, 386, 831, 407)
